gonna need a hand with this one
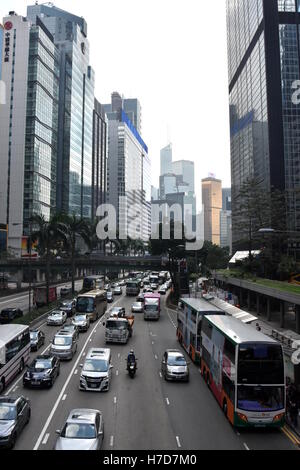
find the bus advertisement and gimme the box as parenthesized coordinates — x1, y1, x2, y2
(201, 315, 285, 428)
(177, 298, 223, 364)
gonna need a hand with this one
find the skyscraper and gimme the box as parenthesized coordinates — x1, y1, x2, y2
(104, 93, 151, 241)
(172, 160, 195, 195)
(202, 177, 222, 246)
(0, 12, 59, 255)
(160, 144, 172, 176)
(92, 99, 108, 221)
(227, 0, 300, 256)
(27, 3, 95, 219)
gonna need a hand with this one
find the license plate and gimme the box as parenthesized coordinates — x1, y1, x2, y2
(33, 381, 41, 385)
(90, 384, 98, 389)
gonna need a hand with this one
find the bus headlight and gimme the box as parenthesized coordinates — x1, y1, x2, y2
(273, 413, 285, 423)
(237, 413, 248, 423)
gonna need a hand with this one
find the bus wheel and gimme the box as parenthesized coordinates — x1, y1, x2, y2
(19, 359, 24, 373)
(223, 401, 228, 418)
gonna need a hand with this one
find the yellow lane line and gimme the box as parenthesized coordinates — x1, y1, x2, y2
(282, 425, 300, 446)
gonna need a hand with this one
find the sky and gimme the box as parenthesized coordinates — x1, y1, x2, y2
(0, 0, 231, 204)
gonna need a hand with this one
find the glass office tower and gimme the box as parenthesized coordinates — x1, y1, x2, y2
(227, 0, 300, 256)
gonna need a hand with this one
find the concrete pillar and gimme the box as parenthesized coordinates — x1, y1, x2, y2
(247, 291, 251, 310)
(296, 305, 300, 335)
(267, 297, 272, 322)
(280, 301, 285, 329)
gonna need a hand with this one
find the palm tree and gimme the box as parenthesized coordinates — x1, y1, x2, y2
(58, 214, 91, 295)
(29, 214, 67, 304)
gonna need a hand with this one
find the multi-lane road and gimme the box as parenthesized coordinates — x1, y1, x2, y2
(1, 289, 299, 450)
(0, 280, 83, 315)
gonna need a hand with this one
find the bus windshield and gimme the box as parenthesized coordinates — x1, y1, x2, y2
(238, 343, 284, 385)
(76, 297, 95, 313)
(237, 386, 285, 412)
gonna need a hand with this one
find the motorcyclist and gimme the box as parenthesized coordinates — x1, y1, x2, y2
(127, 349, 136, 370)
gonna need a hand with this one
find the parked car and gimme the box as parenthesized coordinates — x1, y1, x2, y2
(72, 314, 90, 332)
(161, 350, 190, 382)
(30, 329, 45, 352)
(59, 299, 76, 318)
(54, 409, 104, 450)
(113, 286, 122, 296)
(47, 310, 67, 326)
(0, 396, 31, 449)
(106, 291, 114, 303)
(60, 324, 80, 341)
(131, 302, 143, 313)
(23, 355, 60, 388)
(0, 308, 23, 324)
(60, 286, 72, 297)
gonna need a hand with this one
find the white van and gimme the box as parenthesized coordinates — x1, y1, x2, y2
(79, 348, 113, 392)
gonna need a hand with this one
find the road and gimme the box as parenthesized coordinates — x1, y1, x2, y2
(0, 280, 83, 315)
(2, 289, 298, 450)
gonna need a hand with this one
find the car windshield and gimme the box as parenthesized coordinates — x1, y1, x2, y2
(0, 404, 16, 420)
(112, 309, 122, 315)
(34, 359, 52, 370)
(61, 422, 96, 439)
(84, 359, 108, 372)
(51, 312, 62, 317)
(30, 332, 38, 340)
(106, 320, 126, 330)
(133, 303, 141, 308)
(75, 315, 87, 322)
(237, 386, 285, 412)
(53, 337, 72, 346)
(60, 303, 71, 308)
(145, 304, 158, 312)
(77, 297, 94, 313)
(167, 355, 186, 366)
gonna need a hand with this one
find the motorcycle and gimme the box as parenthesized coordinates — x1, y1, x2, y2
(126, 359, 137, 378)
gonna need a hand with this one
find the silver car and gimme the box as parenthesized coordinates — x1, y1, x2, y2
(131, 302, 143, 313)
(54, 409, 104, 450)
(72, 314, 90, 332)
(47, 310, 67, 326)
(161, 350, 190, 382)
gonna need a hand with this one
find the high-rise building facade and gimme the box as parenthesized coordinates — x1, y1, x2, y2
(160, 144, 173, 176)
(202, 177, 222, 246)
(92, 99, 108, 221)
(172, 160, 195, 195)
(220, 188, 232, 250)
(0, 13, 59, 255)
(105, 94, 151, 241)
(227, 0, 300, 256)
(27, 4, 95, 219)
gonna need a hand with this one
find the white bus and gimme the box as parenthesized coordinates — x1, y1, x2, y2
(0, 325, 31, 393)
(76, 290, 107, 323)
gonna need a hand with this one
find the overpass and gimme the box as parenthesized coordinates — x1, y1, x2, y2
(0, 255, 165, 286)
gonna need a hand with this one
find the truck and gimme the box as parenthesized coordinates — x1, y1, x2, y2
(34, 286, 57, 307)
(144, 293, 161, 321)
(126, 279, 140, 296)
(104, 313, 135, 344)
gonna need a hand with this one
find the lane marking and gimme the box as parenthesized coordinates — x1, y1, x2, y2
(42, 433, 50, 445)
(116, 370, 119, 376)
(12, 386, 19, 393)
(165, 398, 170, 406)
(62, 394, 67, 401)
(159, 372, 162, 378)
(176, 436, 182, 448)
(114, 396, 117, 404)
(33, 315, 104, 450)
(74, 370, 78, 375)
(282, 426, 300, 445)
(243, 443, 250, 451)
(154, 355, 158, 360)
(110, 435, 114, 447)
(152, 341, 154, 345)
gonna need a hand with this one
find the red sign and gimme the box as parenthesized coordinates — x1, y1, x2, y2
(4, 21, 13, 31)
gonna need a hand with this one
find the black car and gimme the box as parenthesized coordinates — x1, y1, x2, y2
(0, 308, 23, 324)
(0, 396, 31, 449)
(30, 330, 46, 351)
(23, 355, 60, 389)
(59, 299, 76, 318)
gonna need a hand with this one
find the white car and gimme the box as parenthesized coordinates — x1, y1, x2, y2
(158, 286, 167, 295)
(131, 302, 143, 313)
(47, 310, 67, 326)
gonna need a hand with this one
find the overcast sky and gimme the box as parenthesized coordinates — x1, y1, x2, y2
(1, 0, 231, 203)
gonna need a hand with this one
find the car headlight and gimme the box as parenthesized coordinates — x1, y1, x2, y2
(1, 426, 14, 437)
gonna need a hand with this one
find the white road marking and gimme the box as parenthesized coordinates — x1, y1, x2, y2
(83, 352, 86, 356)
(159, 372, 162, 378)
(42, 433, 50, 445)
(118, 353, 120, 358)
(116, 370, 119, 376)
(154, 355, 158, 360)
(62, 394, 67, 401)
(12, 386, 19, 393)
(176, 436, 182, 448)
(243, 443, 250, 451)
(166, 398, 170, 406)
(33, 316, 103, 450)
(114, 396, 117, 404)
(110, 435, 114, 447)
(152, 341, 154, 345)
(74, 370, 78, 375)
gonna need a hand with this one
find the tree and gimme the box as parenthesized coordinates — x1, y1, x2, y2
(29, 214, 67, 304)
(196, 241, 230, 276)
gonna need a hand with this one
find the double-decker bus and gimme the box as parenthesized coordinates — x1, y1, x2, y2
(201, 315, 285, 428)
(126, 280, 140, 296)
(0, 325, 31, 393)
(76, 289, 107, 322)
(83, 275, 105, 292)
(177, 298, 224, 363)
